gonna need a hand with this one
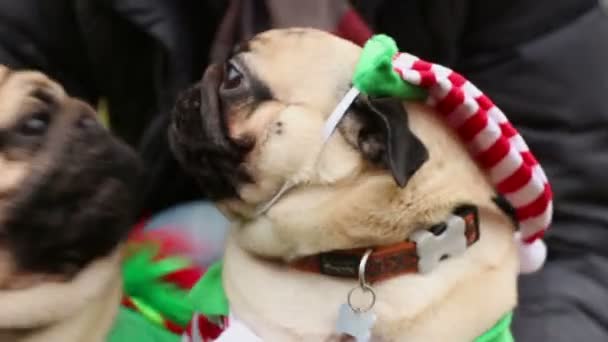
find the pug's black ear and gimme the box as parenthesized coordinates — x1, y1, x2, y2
(348, 96, 429, 187)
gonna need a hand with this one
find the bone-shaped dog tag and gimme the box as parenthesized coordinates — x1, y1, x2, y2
(410, 215, 467, 274)
(336, 303, 376, 342)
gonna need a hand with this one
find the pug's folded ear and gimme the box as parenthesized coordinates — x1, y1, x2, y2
(342, 96, 429, 187)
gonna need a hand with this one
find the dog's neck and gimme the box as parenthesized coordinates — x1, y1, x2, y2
(0, 249, 123, 342)
(223, 208, 518, 341)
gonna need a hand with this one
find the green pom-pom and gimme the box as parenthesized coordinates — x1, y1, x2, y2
(353, 34, 426, 100)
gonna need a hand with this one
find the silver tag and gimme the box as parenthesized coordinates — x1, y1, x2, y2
(336, 303, 376, 342)
(410, 215, 467, 274)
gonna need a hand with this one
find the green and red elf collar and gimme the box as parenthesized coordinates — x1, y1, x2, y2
(108, 225, 207, 341)
(183, 262, 514, 342)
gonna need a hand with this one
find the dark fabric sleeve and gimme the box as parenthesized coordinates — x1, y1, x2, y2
(488, 7, 608, 340)
(137, 114, 204, 216)
(352, 0, 470, 66)
(514, 253, 608, 341)
(74, 0, 226, 214)
(0, 0, 99, 103)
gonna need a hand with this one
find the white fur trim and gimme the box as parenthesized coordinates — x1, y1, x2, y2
(515, 233, 547, 274)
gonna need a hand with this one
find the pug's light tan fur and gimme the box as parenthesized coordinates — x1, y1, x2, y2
(0, 250, 122, 342)
(206, 29, 519, 341)
(0, 67, 125, 342)
(0, 66, 64, 203)
(0, 67, 66, 289)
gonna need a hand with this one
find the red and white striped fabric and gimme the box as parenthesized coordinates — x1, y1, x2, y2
(391, 52, 553, 273)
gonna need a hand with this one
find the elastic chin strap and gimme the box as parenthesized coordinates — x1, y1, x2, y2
(254, 87, 361, 217)
(254, 181, 296, 217)
(322, 87, 361, 142)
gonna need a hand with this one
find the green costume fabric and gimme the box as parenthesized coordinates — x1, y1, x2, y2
(106, 307, 180, 342)
(188, 261, 229, 317)
(474, 313, 514, 342)
(107, 236, 209, 340)
(122, 245, 195, 325)
(352, 34, 426, 100)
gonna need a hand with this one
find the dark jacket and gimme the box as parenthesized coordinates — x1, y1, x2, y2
(0, 0, 607, 340)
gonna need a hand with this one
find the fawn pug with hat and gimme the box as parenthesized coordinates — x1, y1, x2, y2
(170, 28, 552, 341)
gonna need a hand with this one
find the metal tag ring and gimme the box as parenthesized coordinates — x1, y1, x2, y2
(347, 283, 377, 313)
(358, 249, 373, 288)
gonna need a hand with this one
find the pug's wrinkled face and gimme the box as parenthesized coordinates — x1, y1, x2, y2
(0, 67, 142, 287)
(169, 28, 460, 258)
(170, 28, 428, 215)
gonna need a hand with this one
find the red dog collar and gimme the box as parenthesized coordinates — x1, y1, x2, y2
(291, 206, 479, 283)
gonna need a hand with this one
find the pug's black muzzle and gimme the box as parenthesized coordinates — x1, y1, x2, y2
(169, 64, 252, 200)
(3, 105, 143, 276)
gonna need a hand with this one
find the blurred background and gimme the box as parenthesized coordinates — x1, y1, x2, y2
(1, 0, 607, 340)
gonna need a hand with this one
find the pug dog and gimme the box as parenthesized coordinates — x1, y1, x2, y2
(170, 28, 518, 341)
(0, 66, 142, 342)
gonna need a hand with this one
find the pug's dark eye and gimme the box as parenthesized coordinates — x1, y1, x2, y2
(19, 111, 51, 136)
(223, 62, 243, 90)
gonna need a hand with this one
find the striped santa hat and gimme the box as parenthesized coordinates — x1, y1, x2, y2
(325, 35, 552, 274)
